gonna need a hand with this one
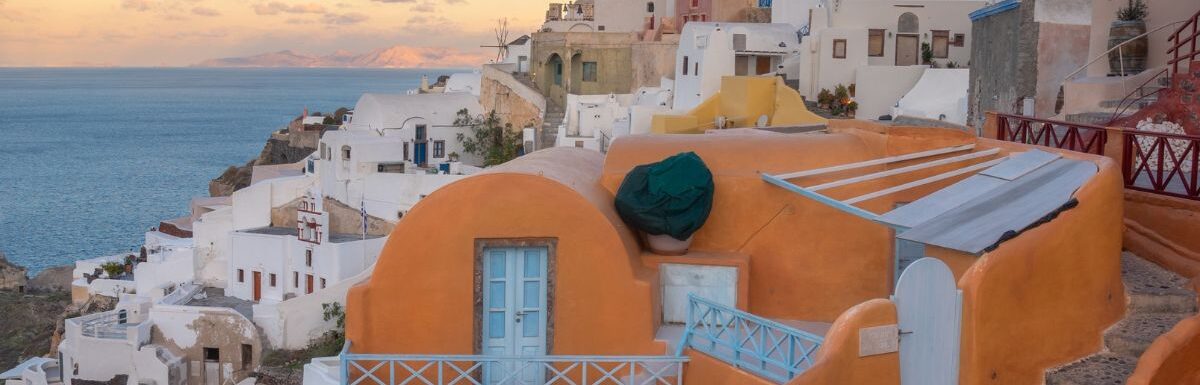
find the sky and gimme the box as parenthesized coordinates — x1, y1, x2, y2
(0, 0, 549, 67)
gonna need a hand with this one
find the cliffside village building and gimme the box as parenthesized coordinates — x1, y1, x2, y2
(10, 0, 1200, 385)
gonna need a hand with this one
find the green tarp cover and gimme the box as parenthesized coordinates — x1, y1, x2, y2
(615, 152, 714, 240)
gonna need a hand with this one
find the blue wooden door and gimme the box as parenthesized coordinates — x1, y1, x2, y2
(892, 258, 962, 385)
(414, 142, 428, 166)
(482, 247, 548, 383)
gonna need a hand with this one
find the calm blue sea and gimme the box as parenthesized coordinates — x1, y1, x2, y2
(0, 67, 460, 273)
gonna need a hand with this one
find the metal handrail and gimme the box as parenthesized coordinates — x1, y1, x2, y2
(1165, 9, 1200, 76)
(1060, 20, 1186, 83)
(676, 294, 823, 383)
(1107, 67, 1168, 125)
(339, 342, 689, 385)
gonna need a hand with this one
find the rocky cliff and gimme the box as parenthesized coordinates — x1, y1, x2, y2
(209, 118, 319, 197)
(0, 250, 28, 291)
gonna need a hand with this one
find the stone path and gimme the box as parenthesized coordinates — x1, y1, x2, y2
(1044, 252, 1197, 385)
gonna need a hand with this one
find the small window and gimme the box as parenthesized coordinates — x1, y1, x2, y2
(433, 140, 446, 158)
(269, 273, 277, 287)
(682, 56, 689, 75)
(575, 141, 584, 148)
(647, 2, 654, 12)
(953, 33, 965, 47)
(733, 34, 747, 51)
(694, 62, 700, 76)
(203, 348, 219, 362)
(293, 271, 299, 288)
(305, 249, 312, 267)
(582, 62, 598, 82)
(932, 30, 949, 58)
(868, 29, 885, 57)
(320, 278, 327, 289)
(341, 145, 351, 160)
(237, 269, 244, 283)
(117, 310, 128, 324)
(832, 39, 847, 59)
(241, 344, 253, 370)
(691, 0, 699, 7)
(415, 124, 427, 140)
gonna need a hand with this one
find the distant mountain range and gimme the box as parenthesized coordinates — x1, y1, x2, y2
(194, 45, 489, 69)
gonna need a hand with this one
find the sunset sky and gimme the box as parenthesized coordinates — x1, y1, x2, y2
(0, 0, 549, 67)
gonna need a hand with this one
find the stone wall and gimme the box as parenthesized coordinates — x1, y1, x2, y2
(270, 197, 394, 238)
(481, 65, 545, 130)
(630, 37, 680, 90)
(968, 0, 1037, 128)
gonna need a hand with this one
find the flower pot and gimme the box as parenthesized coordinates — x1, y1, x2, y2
(643, 233, 694, 256)
(1108, 20, 1148, 76)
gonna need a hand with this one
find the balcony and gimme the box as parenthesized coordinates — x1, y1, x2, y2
(339, 342, 687, 385)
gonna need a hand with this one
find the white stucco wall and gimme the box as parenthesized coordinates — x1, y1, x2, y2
(894, 68, 970, 125)
(855, 65, 928, 120)
(192, 206, 233, 289)
(228, 229, 385, 304)
(674, 23, 802, 111)
(252, 264, 375, 349)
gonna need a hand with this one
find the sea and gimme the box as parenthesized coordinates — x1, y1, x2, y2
(0, 67, 462, 273)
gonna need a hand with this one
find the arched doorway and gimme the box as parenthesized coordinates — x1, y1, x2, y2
(896, 12, 920, 66)
(543, 53, 565, 104)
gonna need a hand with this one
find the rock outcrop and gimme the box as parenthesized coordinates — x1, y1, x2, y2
(29, 265, 73, 292)
(0, 250, 29, 292)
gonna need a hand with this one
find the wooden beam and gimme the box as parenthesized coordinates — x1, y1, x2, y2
(844, 156, 1010, 205)
(761, 173, 880, 222)
(773, 144, 975, 180)
(806, 149, 1002, 192)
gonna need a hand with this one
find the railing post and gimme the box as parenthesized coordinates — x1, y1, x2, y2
(982, 111, 1000, 139)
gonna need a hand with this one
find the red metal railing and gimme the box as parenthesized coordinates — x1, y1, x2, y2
(1123, 130, 1200, 200)
(1167, 8, 1200, 77)
(1107, 68, 1168, 125)
(996, 113, 1108, 155)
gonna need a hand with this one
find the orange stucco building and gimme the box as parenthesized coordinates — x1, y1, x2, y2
(343, 122, 1129, 385)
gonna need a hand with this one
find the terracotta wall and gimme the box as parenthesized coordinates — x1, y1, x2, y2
(1128, 314, 1200, 385)
(954, 140, 1126, 385)
(345, 148, 665, 357)
(1124, 190, 1200, 287)
(787, 299, 900, 385)
(603, 125, 981, 321)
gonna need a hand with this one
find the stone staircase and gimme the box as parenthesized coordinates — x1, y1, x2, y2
(1044, 252, 1198, 385)
(1065, 75, 1172, 126)
(541, 104, 565, 150)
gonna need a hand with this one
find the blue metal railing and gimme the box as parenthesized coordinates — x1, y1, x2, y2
(675, 294, 824, 383)
(339, 341, 688, 385)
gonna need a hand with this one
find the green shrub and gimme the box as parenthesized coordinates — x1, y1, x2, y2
(101, 262, 124, 278)
(1117, 0, 1147, 21)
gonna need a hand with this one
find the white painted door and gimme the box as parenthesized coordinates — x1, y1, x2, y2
(482, 247, 548, 384)
(203, 362, 220, 385)
(892, 258, 962, 385)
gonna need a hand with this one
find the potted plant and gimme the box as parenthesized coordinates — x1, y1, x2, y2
(921, 42, 934, 66)
(1109, 0, 1148, 75)
(101, 262, 125, 279)
(817, 88, 833, 109)
(615, 152, 714, 256)
(847, 101, 859, 119)
(448, 152, 460, 162)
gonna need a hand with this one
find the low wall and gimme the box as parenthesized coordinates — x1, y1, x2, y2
(1128, 314, 1200, 385)
(788, 299, 900, 385)
(956, 139, 1126, 385)
(1124, 190, 1200, 287)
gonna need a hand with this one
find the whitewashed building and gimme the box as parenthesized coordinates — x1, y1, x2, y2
(771, 0, 984, 102)
(542, 0, 676, 34)
(502, 35, 532, 74)
(555, 80, 674, 151)
(674, 22, 802, 111)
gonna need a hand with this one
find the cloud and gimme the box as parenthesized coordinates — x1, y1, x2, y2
(121, 0, 153, 12)
(411, 2, 435, 12)
(253, 2, 327, 15)
(328, 12, 368, 25)
(191, 6, 220, 16)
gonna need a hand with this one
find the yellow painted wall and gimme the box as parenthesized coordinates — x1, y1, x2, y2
(651, 76, 826, 134)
